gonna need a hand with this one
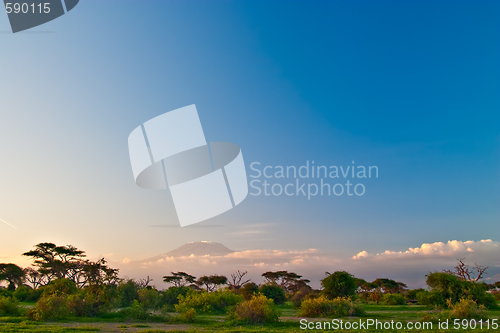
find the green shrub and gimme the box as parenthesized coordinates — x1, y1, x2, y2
(177, 308, 196, 322)
(298, 296, 365, 317)
(175, 290, 242, 314)
(0, 287, 13, 298)
(117, 300, 151, 321)
(42, 279, 79, 296)
(321, 271, 357, 299)
(27, 293, 72, 320)
(462, 281, 497, 309)
(239, 282, 259, 301)
(290, 287, 315, 308)
(117, 279, 140, 307)
(417, 290, 445, 306)
(13, 285, 43, 302)
(71, 284, 119, 317)
(443, 298, 488, 320)
(231, 294, 280, 324)
(27, 279, 120, 320)
(259, 284, 286, 305)
(421, 298, 488, 321)
(382, 293, 406, 305)
(0, 296, 24, 316)
(160, 286, 190, 311)
(138, 288, 161, 310)
(406, 288, 425, 301)
(424, 272, 497, 308)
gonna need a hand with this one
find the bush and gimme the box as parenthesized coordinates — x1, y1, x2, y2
(77, 284, 120, 317)
(368, 290, 382, 304)
(175, 290, 242, 314)
(417, 290, 445, 306)
(443, 298, 488, 320)
(0, 296, 23, 316)
(421, 298, 488, 321)
(0, 287, 13, 298)
(27, 279, 120, 320)
(462, 281, 497, 309)
(259, 284, 286, 305)
(424, 272, 497, 308)
(290, 287, 315, 308)
(117, 300, 151, 321)
(239, 282, 259, 301)
(160, 286, 190, 311)
(117, 279, 140, 307)
(138, 288, 161, 310)
(13, 285, 43, 302)
(321, 272, 357, 299)
(177, 308, 196, 322)
(231, 294, 280, 324)
(42, 279, 78, 296)
(298, 296, 365, 317)
(27, 293, 72, 320)
(406, 288, 425, 301)
(382, 293, 406, 305)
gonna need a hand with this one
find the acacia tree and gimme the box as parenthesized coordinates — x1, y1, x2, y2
(355, 278, 376, 293)
(23, 242, 86, 281)
(444, 258, 488, 282)
(372, 278, 407, 294)
(262, 271, 310, 293)
(79, 258, 120, 287)
(163, 272, 196, 288)
(197, 275, 227, 292)
(0, 263, 25, 290)
(23, 242, 120, 288)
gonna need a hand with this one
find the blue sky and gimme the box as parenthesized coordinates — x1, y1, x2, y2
(0, 1, 498, 284)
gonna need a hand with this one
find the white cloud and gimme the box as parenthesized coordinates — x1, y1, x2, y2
(352, 239, 499, 261)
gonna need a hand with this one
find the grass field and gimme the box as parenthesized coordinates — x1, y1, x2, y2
(1, 302, 500, 332)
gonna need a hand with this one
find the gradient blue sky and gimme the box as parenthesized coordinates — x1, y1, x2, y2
(0, 1, 498, 281)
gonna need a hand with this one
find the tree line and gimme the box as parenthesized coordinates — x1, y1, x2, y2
(1, 242, 499, 322)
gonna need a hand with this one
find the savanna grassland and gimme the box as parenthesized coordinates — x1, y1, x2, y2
(1, 243, 500, 332)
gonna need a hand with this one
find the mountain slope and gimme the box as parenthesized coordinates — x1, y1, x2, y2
(140, 241, 234, 262)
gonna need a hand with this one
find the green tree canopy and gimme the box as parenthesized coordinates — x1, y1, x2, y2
(196, 275, 227, 292)
(163, 272, 196, 287)
(372, 278, 407, 293)
(261, 270, 310, 293)
(321, 271, 357, 299)
(23, 242, 86, 281)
